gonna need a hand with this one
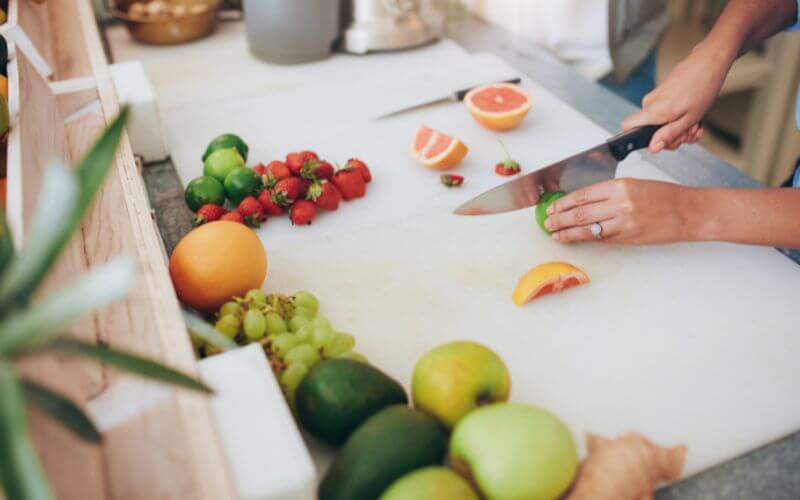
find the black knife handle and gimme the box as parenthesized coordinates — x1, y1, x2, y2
(606, 124, 662, 161)
(454, 77, 523, 101)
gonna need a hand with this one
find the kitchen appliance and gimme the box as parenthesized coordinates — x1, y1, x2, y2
(454, 125, 661, 216)
(343, 0, 438, 54)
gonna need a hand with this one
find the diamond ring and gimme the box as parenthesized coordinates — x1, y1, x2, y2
(590, 222, 603, 239)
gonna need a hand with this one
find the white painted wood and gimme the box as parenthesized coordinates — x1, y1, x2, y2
(156, 46, 800, 481)
(198, 345, 317, 500)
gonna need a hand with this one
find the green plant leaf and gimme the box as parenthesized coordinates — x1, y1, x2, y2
(0, 164, 79, 313)
(183, 310, 236, 351)
(0, 258, 137, 356)
(0, 108, 128, 311)
(21, 379, 101, 444)
(0, 362, 54, 500)
(0, 209, 14, 279)
(47, 338, 212, 394)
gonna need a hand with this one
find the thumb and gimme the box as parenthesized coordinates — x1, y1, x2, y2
(621, 108, 661, 131)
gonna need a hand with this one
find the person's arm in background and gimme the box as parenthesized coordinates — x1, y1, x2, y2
(623, 0, 799, 151)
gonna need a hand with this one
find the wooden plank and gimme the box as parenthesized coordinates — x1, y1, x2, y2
(8, 0, 56, 73)
(66, 1, 237, 498)
(45, 0, 94, 81)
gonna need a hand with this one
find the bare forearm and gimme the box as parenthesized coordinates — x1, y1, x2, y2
(686, 188, 800, 248)
(702, 0, 798, 59)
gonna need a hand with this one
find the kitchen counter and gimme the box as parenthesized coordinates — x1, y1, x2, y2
(104, 14, 800, 500)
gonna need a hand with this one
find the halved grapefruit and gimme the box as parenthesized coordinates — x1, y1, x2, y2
(411, 125, 469, 170)
(464, 83, 532, 131)
(512, 261, 589, 305)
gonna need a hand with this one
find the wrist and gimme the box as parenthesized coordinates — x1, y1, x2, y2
(681, 187, 722, 242)
(693, 34, 739, 74)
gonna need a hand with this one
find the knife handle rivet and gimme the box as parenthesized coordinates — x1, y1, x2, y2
(627, 143, 634, 151)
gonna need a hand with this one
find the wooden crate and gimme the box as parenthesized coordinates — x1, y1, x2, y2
(4, 1, 236, 499)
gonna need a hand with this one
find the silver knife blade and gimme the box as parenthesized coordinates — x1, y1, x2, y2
(453, 143, 618, 216)
(374, 95, 457, 120)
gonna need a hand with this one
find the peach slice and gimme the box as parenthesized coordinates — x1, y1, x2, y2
(513, 261, 590, 305)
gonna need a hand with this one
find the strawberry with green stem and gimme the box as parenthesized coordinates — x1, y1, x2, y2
(301, 159, 334, 181)
(290, 200, 317, 225)
(272, 177, 311, 206)
(441, 174, 464, 187)
(495, 140, 521, 176)
(258, 189, 285, 216)
(237, 196, 266, 227)
(307, 181, 341, 211)
(332, 165, 366, 201)
(192, 203, 227, 227)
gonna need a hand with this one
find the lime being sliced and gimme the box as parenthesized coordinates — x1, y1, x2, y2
(203, 148, 245, 184)
(535, 191, 566, 235)
(203, 133, 249, 162)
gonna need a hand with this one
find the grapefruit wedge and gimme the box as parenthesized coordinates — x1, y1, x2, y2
(411, 125, 469, 170)
(512, 261, 589, 305)
(464, 83, 532, 131)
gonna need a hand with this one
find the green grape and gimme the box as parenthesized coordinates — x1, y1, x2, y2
(280, 362, 308, 394)
(244, 289, 267, 307)
(292, 307, 316, 319)
(243, 309, 267, 341)
(219, 301, 244, 318)
(326, 332, 356, 357)
(289, 315, 312, 332)
(215, 315, 241, 339)
(295, 324, 314, 344)
(293, 291, 319, 316)
(264, 312, 288, 336)
(272, 333, 299, 359)
(312, 317, 333, 336)
(311, 326, 334, 351)
(336, 351, 368, 363)
(284, 344, 320, 368)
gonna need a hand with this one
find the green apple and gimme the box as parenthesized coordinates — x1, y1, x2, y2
(450, 403, 578, 500)
(380, 467, 479, 500)
(412, 341, 510, 429)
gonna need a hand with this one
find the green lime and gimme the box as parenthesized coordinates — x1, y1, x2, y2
(185, 176, 225, 211)
(535, 190, 565, 235)
(0, 95, 9, 137)
(203, 148, 245, 184)
(203, 133, 249, 162)
(224, 167, 261, 205)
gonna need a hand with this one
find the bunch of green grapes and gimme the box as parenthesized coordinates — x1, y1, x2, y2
(204, 289, 367, 405)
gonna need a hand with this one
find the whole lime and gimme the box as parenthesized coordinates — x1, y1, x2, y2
(185, 176, 225, 211)
(224, 167, 262, 205)
(535, 191, 565, 235)
(203, 133, 249, 162)
(203, 147, 245, 184)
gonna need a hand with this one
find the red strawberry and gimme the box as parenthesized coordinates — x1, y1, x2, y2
(192, 204, 227, 227)
(272, 177, 312, 206)
(440, 174, 464, 187)
(220, 211, 245, 224)
(346, 158, 372, 183)
(495, 159, 521, 176)
(332, 167, 366, 201)
(290, 200, 317, 225)
(265, 160, 291, 185)
(286, 151, 319, 175)
(307, 181, 341, 211)
(301, 159, 334, 181)
(253, 163, 267, 176)
(237, 196, 266, 227)
(258, 189, 285, 216)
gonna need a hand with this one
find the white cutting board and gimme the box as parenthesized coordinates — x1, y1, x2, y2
(156, 43, 800, 478)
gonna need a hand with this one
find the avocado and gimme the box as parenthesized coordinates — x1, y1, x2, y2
(319, 405, 447, 500)
(295, 359, 407, 445)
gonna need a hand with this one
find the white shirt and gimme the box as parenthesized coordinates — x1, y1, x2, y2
(467, 0, 613, 80)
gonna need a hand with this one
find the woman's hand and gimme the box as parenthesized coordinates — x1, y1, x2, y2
(622, 40, 736, 152)
(545, 179, 697, 245)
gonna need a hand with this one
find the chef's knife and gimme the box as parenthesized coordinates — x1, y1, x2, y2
(374, 77, 522, 120)
(453, 125, 661, 216)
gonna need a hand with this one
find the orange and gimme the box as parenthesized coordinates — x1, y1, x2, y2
(512, 261, 589, 305)
(464, 83, 532, 131)
(410, 125, 468, 170)
(169, 221, 267, 311)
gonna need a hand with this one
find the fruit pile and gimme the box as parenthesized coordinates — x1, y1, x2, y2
(198, 289, 366, 406)
(185, 133, 372, 228)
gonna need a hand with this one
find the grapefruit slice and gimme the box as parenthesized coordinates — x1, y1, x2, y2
(411, 125, 469, 170)
(512, 261, 589, 305)
(464, 83, 532, 131)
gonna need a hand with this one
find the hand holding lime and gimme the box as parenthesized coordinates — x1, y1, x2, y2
(536, 191, 565, 235)
(185, 176, 225, 211)
(224, 167, 262, 205)
(203, 133, 249, 162)
(204, 148, 245, 184)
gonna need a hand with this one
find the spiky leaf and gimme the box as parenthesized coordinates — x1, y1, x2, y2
(21, 379, 101, 443)
(183, 310, 236, 351)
